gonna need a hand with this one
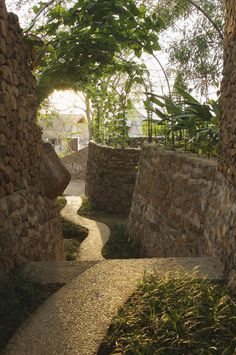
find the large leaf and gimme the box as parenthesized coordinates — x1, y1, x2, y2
(175, 85, 200, 105)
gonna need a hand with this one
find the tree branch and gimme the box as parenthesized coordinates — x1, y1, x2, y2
(25, 0, 62, 33)
(187, 0, 224, 41)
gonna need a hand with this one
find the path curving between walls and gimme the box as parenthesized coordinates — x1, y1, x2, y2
(61, 181, 110, 261)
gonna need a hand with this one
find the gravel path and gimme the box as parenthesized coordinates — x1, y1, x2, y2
(61, 196, 110, 261)
(3, 179, 225, 355)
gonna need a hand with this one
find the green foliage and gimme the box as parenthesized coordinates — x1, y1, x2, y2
(61, 216, 88, 261)
(78, 197, 100, 217)
(87, 59, 149, 147)
(159, 0, 225, 91)
(61, 216, 88, 240)
(37, 111, 58, 128)
(28, 0, 224, 149)
(64, 239, 81, 261)
(57, 196, 67, 210)
(102, 223, 137, 259)
(90, 76, 131, 147)
(99, 272, 236, 354)
(145, 86, 220, 158)
(28, 0, 162, 103)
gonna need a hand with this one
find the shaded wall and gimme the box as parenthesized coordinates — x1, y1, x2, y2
(129, 147, 236, 274)
(62, 147, 88, 179)
(86, 142, 140, 215)
(0, 2, 64, 281)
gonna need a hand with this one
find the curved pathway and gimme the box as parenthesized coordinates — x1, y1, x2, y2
(61, 196, 110, 261)
(4, 257, 224, 355)
(3, 180, 224, 355)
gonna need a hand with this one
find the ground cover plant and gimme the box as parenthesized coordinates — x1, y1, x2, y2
(102, 223, 137, 260)
(57, 196, 67, 210)
(99, 272, 236, 354)
(58, 197, 88, 260)
(0, 272, 62, 352)
(61, 217, 88, 261)
(78, 197, 103, 217)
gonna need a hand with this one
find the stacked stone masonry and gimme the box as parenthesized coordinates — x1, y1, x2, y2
(86, 142, 140, 215)
(62, 147, 88, 179)
(0, 1, 64, 281)
(219, 0, 236, 185)
(129, 147, 236, 275)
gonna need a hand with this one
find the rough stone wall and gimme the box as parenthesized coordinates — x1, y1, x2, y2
(129, 147, 236, 274)
(86, 142, 140, 215)
(128, 137, 164, 148)
(219, 0, 236, 185)
(62, 147, 88, 179)
(0, 2, 64, 281)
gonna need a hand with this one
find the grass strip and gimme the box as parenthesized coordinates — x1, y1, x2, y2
(99, 272, 236, 354)
(61, 216, 88, 261)
(79, 198, 137, 259)
(102, 223, 137, 259)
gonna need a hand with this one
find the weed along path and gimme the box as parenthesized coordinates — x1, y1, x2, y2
(3, 180, 225, 355)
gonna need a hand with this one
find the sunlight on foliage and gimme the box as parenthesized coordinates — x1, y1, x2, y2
(99, 272, 236, 354)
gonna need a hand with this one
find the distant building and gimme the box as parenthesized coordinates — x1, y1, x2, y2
(39, 113, 89, 154)
(39, 108, 147, 154)
(126, 108, 147, 138)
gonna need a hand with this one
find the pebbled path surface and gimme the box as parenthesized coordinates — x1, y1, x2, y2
(3, 180, 225, 355)
(4, 257, 224, 355)
(61, 196, 110, 261)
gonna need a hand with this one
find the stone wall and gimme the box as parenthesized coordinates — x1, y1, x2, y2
(85, 142, 140, 215)
(62, 147, 88, 179)
(0, 2, 64, 281)
(128, 137, 164, 148)
(219, 0, 236, 185)
(129, 146, 236, 275)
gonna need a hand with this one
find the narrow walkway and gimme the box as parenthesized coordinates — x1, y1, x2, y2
(61, 196, 110, 261)
(3, 180, 225, 355)
(4, 258, 224, 355)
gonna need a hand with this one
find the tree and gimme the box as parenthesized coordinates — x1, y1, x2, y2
(25, 0, 162, 103)
(156, 0, 225, 93)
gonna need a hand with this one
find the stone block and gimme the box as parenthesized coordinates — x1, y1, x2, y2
(85, 141, 140, 214)
(40, 143, 71, 199)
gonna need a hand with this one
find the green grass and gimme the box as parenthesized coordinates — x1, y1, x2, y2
(57, 196, 67, 210)
(61, 217, 88, 261)
(61, 216, 88, 239)
(79, 197, 104, 217)
(79, 198, 137, 259)
(102, 223, 137, 259)
(0, 272, 62, 352)
(58, 197, 89, 260)
(64, 239, 81, 261)
(99, 272, 236, 354)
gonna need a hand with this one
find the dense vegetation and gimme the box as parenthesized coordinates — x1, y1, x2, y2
(99, 272, 236, 354)
(9, 0, 225, 151)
